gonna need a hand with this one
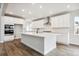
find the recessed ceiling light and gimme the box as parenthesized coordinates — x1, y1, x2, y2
(28, 11, 32, 14)
(40, 5, 43, 8)
(67, 5, 70, 8)
(22, 9, 25, 12)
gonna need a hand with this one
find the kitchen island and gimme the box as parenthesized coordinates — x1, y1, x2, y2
(21, 32, 61, 55)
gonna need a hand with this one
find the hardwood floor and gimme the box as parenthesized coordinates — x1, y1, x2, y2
(46, 44, 79, 56)
(0, 39, 79, 56)
(0, 39, 42, 56)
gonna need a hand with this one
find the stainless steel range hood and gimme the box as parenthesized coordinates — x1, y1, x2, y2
(44, 17, 51, 26)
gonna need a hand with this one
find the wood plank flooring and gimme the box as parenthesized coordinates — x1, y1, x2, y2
(0, 39, 42, 56)
(0, 39, 79, 56)
(46, 44, 79, 56)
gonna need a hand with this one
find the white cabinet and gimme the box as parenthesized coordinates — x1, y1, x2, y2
(31, 19, 45, 28)
(31, 14, 70, 28)
(1, 16, 24, 42)
(51, 14, 70, 27)
(51, 14, 70, 44)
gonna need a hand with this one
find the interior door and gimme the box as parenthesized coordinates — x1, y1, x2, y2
(14, 24, 23, 39)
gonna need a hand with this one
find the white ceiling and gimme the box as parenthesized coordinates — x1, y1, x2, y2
(5, 3, 79, 20)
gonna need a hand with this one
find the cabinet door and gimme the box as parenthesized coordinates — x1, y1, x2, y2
(31, 19, 45, 28)
(51, 14, 70, 27)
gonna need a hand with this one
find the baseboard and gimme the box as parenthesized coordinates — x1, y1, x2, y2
(70, 44, 79, 47)
(70, 42, 79, 46)
(56, 41, 69, 45)
(56, 42, 69, 46)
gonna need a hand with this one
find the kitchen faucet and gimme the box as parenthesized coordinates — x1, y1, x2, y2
(36, 28, 40, 33)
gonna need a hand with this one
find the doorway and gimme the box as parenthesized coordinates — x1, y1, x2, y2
(14, 24, 23, 39)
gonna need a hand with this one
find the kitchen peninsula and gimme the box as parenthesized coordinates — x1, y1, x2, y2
(21, 32, 61, 55)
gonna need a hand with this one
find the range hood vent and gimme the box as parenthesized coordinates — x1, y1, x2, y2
(44, 17, 51, 26)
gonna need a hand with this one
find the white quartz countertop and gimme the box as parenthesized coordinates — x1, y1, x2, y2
(22, 32, 62, 37)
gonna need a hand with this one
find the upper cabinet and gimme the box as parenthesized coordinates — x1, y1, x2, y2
(31, 14, 70, 28)
(3, 16, 24, 25)
(31, 19, 45, 28)
(51, 14, 70, 27)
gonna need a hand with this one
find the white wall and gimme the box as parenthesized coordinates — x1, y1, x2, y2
(1, 16, 24, 42)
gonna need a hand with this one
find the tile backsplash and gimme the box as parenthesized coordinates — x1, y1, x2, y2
(28, 27, 70, 34)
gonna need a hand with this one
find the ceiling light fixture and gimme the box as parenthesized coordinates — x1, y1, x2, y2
(22, 9, 25, 12)
(67, 5, 70, 8)
(40, 5, 43, 8)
